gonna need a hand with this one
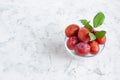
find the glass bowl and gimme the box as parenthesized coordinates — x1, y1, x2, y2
(64, 37, 105, 58)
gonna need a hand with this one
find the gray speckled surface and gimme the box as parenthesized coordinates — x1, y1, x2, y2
(0, 0, 120, 80)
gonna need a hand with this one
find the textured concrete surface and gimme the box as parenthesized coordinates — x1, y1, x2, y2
(0, 0, 120, 80)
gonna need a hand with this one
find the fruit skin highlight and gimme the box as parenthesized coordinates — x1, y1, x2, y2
(65, 24, 79, 37)
(78, 27, 90, 43)
(67, 36, 79, 50)
(75, 42, 90, 56)
(90, 41, 100, 54)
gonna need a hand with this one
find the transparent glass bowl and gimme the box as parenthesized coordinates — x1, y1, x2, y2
(64, 37, 105, 58)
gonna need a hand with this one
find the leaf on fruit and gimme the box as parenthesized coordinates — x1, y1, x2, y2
(89, 32, 96, 41)
(93, 12, 105, 28)
(80, 19, 93, 32)
(95, 30, 106, 38)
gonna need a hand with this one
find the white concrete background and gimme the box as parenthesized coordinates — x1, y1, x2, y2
(0, 0, 120, 80)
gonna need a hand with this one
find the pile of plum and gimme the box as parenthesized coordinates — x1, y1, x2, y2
(65, 24, 106, 56)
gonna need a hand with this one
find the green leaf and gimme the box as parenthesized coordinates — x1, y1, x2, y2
(95, 30, 106, 38)
(89, 32, 96, 41)
(80, 19, 93, 32)
(93, 12, 105, 28)
(80, 19, 89, 24)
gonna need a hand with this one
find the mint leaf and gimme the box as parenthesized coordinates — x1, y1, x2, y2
(80, 19, 89, 24)
(93, 12, 105, 28)
(95, 30, 106, 38)
(89, 32, 96, 41)
(80, 19, 93, 32)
